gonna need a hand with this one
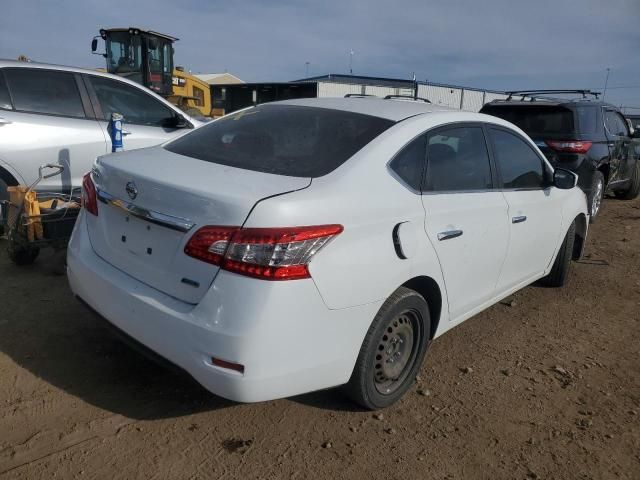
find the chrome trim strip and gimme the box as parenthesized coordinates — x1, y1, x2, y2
(96, 189, 195, 233)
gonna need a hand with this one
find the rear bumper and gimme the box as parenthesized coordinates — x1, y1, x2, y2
(67, 212, 381, 402)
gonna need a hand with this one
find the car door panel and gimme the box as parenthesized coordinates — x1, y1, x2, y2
(423, 192, 509, 320)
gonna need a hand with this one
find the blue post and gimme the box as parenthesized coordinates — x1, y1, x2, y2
(108, 112, 124, 152)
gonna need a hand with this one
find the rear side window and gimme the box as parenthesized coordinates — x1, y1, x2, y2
(490, 128, 545, 189)
(0, 72, 12, 110)
(88, 76, 174, 126)
(389, 135, 426, 191)
(425, 127, 493, 192)
(4, 69, 85, 118)
(165, 104, 394, 177)
(482, 105, 575, 135)
(575, 106, 597, 134)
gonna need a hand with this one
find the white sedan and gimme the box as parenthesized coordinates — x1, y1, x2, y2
(67, 98, 588, 409)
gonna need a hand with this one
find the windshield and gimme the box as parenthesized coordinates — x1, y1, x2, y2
(105, 32, 143, 85)
(164, 104, 394, 177)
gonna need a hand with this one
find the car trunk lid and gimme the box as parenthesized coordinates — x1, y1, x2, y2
(86, 146, 311, 304)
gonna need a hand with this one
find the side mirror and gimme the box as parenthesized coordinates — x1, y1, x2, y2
(166, 113, 189, 129)
(553, 168, 578, 190)
(91, 38, 98, 53)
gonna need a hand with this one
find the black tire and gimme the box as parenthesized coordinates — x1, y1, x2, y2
(614, 161, 640, 200)
(539, 221, 575, 288)
(588, 171, 604, 224)
(346, 286, 431, 410)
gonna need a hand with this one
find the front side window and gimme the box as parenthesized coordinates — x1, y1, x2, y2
(604, 110, 629, 137)
(165, 104, 394, 177)
(389, 135, 426, 191)
(4, 69, 85, 118)
(490, 128, 545, 189)
(424, 127, 493, 192)
(89, 76, 173, 126)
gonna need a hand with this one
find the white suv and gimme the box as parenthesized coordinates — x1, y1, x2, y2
(0, 59, 200, 199)
(67, 98, 588, 409)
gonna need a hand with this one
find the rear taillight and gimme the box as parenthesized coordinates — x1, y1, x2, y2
(185, 224, 343, 280)
(82, 172, 98, 216)
(545, 140, 592, 154)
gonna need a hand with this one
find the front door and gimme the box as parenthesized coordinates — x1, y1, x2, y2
(604, 109, 636, 189)
(488, 127, 563, 291)
(421, 125, 509, 321)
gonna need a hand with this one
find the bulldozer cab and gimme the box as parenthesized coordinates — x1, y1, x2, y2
(93, 28, 176, 96)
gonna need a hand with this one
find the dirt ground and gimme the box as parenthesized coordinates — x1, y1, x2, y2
(0, 197, 639, 480)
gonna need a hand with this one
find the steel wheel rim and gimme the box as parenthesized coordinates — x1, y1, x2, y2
(592, 179, 603, 216)
(373, 309, 421, 395)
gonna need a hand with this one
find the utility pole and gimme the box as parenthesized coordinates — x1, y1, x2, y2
(349, 49, 354, 75)
(305, 61, 310, 78)
(603, 67, 611, 100)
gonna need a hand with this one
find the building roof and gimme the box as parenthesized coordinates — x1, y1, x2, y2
(293, 73, 508, 95)
(195, 73, 244, 85)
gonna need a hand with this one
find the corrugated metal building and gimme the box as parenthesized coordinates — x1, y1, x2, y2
(211, 73, 514, 116)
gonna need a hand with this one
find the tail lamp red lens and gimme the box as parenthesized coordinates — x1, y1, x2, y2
(545, 140, 592, 154)
(185, 224, 344, 280)
(82, 172, 98, 216)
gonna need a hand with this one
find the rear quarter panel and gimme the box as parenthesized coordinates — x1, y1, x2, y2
(244, 115, 450, 315)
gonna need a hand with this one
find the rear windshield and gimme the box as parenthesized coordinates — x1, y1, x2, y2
(481, 105, 597, 135)
(164, 104, 394, 177)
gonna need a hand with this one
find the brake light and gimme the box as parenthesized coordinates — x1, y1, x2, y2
(184, 224, 344, 280)
(545, 140, 592, 154)
(82, 172, 98, 216)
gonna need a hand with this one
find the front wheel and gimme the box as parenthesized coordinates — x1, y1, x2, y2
(346, 286, 431, 410)
(539, 221, 575, 288)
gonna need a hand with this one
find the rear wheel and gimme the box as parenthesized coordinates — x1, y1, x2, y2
(614, 161, 640, 200)
(539, 221, 575, 288)
(346, 286, 431, 410)
(588, 171, 604, 223)
(7, 228, 39, 265)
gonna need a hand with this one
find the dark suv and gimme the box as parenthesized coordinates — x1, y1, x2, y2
(480, 90, 640, 221)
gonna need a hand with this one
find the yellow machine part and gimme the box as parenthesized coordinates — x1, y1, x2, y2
(7, 187, 43, 242)
(168, 69, 212, 117)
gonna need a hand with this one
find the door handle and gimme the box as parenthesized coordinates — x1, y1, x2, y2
(0, 117, 12, 125)
(122, 130, 131, 136)
(437, 229, 463, 241)
(512, 215, 527, 224)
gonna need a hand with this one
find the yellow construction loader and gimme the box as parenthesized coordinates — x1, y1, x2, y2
(91, 27, 212, 118)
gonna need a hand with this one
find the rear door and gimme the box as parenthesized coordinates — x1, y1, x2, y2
(0, 68, 107, 191)
(84, 74, 191, 151)
(421, 124, 509, 321)
(604, 109, 635, 188)
(488, 126, 563, 291)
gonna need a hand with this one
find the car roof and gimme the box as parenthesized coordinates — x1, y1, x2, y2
(272, 97, 455, 121)
(0, 58, 146, 87)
